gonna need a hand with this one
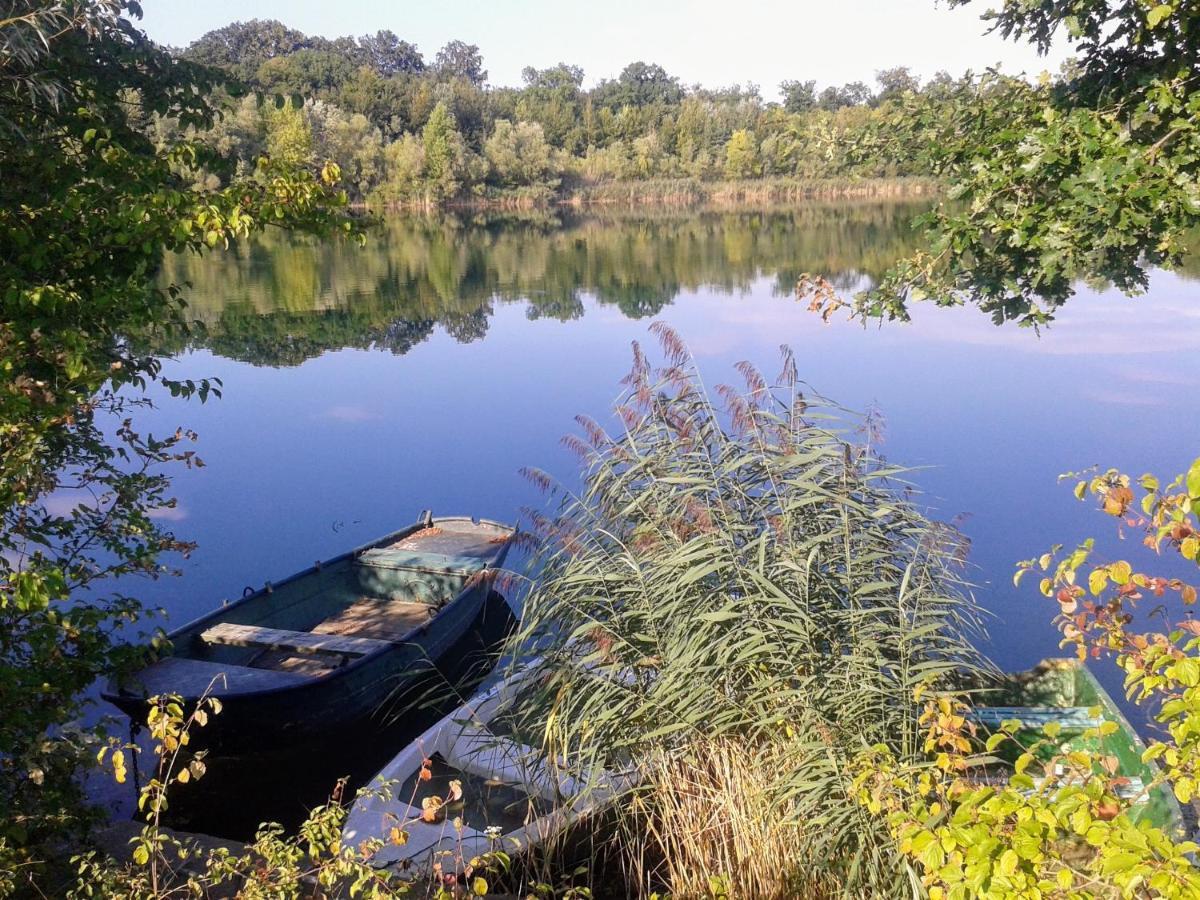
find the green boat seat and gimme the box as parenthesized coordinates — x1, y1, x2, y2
(356, 546, 490, 576)
(969, 706, 1104, 731)
(200, 623, 391, 658)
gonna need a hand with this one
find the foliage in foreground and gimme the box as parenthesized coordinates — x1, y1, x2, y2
(0, 687, 561, 899)
(507, 325, 988, 897)
(805, 0, 1200, 326)
(0, 0, 359, 885)
(857, 462, 1200, 898)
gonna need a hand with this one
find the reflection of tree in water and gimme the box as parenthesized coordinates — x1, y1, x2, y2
(156, 201, 934, 367)
(374, 318, 436, 356)
(193, 305, 437, 367)
(440, 307, 491, 344)
(594, 282, 676, 319)
(525, 290, 585, 322)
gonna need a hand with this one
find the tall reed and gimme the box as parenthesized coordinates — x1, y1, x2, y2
(507, 324, 989, 897)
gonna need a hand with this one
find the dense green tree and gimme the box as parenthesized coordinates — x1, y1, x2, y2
(254, 48, 358, 96)
(817, 80, 873, 110)
(421, 101, 470, 199)
(374, 133, 426, 202)
(724, 128, 761, 178)
(432, 39, 487, 85)
(263, 99, 313, 164)
(873, 65, 921, 103)
(521, 62, 584, 91)
(516, 63, 586, 152)
(307, 101, 385, 199)
(595, 61, 684, 109)
(182, 18, 310, 81)
(780, 78, 817, 112)
(337, 66, 425, 138)
(357, 29, 424, 75)
(484, 119, 559, 190)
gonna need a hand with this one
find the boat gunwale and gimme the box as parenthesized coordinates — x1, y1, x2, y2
(983, 658, 1186, 836)
(1062, 658, 1188, 834)
(102, 515, 515, 706)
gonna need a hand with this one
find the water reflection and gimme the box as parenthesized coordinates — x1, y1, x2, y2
(133, 200, 1200, 743)
(158, 202, 931, 366)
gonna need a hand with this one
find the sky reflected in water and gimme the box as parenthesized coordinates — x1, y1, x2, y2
(134, 203, 1200, 685)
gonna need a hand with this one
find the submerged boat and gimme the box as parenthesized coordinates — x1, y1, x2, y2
(969, 658, 1185, 836)
(342, 664, 632, 877)
(104, 513, 514, 753)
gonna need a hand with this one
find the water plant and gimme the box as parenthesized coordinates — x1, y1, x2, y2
(506, 323, 989, 897)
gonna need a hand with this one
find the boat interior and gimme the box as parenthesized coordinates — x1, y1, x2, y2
(966, 659, 1182, 832)
(116, 519, 512, 698)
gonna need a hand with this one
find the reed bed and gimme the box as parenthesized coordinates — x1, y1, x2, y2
(628, 738, 844, 899)
(506, 324, 989, 897)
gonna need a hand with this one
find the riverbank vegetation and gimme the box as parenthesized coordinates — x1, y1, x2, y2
(162, 20, 965, 206)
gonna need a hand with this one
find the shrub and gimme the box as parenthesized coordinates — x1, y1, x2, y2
(857, 463, 1200, 898)
(507, 323, 987, 897)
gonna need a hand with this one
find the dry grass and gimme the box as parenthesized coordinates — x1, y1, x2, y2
(627, 738, 843, 899)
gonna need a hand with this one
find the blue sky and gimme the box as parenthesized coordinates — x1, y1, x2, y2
(138, 0, 1068, 100)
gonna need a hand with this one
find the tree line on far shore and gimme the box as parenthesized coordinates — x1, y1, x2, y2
(164, 19, 1009, 204)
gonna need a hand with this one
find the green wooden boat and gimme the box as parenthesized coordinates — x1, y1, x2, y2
(104, 513, 514, 754)
(969, 658, 1185, 836)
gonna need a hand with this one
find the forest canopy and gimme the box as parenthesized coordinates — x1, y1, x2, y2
(167, 18, 982, 204)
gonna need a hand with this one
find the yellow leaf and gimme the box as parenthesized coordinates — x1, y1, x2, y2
(998, 848, 1019, 877)
(1088, 568, 1108, 596)
(1109, 561, 1132, 585)
(472, 876, 489, 896)
(1182, 537, 1199, 561)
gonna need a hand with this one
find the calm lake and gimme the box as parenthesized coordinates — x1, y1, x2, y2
(135, 200, 1200, 694)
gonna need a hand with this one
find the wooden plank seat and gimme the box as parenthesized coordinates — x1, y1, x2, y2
(119, 656, 310, 697)
(968, 706, 1104, 731)
(311, 597, 433, 643)
(200, 622, 391, 658)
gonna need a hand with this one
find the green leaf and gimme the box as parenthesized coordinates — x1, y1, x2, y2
(1188, 458, 1200, 500)
(1146, 4, 1173, 28)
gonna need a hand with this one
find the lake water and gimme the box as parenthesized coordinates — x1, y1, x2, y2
(135, 201, 1200, 692)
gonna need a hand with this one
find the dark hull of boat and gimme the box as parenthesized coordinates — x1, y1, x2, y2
(107, 577, 491, 754)
(152, 591, 519, 838)
(103, 515, 515, 756)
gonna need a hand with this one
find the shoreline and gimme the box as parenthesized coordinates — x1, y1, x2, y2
(358, 176, 942, 213)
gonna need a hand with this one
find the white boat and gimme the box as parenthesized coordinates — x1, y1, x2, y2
(342, 663, 632, 876)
